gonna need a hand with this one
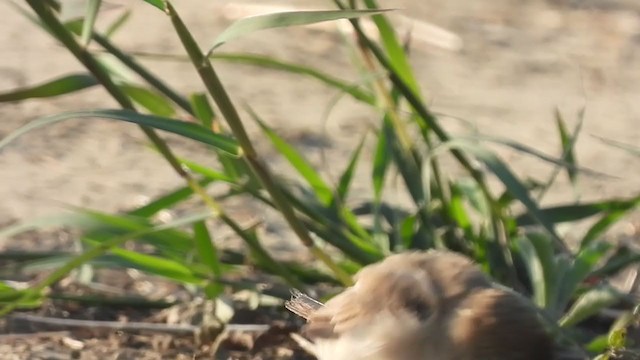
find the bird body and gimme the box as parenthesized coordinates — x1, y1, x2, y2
(286, 250, 553, 360)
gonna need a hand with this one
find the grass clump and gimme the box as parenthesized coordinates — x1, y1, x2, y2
(0, 1, 638, 358)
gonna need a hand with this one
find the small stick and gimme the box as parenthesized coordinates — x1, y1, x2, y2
(9, 313, 270, 335)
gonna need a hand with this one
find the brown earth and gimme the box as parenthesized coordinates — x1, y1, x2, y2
(0, 0, 639, 359)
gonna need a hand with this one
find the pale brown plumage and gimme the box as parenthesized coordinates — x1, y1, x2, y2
(286, 250, 553, 360)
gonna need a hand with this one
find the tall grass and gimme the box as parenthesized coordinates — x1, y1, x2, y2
(0, 0, 638, 357)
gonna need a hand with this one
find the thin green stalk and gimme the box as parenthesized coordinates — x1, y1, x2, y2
(354, 25, 435, 247)
(165, 1, 353, 286)
(25, 0, 228, 225)
(219, 214, 304, 288)
(335, 2, 521, 281)
(26, 0, 186, 180)
(92, 33, 195, 115)
(24, 1, 263, 287)
(344, 13, 506, 229)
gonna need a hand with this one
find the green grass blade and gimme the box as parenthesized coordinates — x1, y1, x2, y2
(383, 117, 425, 205)
(80, 0, 101, 46)
(90, 33, 194, 114)
(250, 108, 333, 205)
(128, 179, 215, 218)
(178, 159, 237, 184)
(119, 84, 176, 117)
(0, 73, 98, 101)
(209, 9, 390, 53)
(110, 50, 376, 105)
(592, 246, 640, 279)
(334, 135, 366, 202)
(559, 285, 622, 327)
(452, 141, 562, 245)
(448, 182, 473, 234)
(86, 241, 203, 284)
(372, 128, 391, 201)
(189, 92, 216, 129)
(193, 221, 222, 277)
(0, 109, 240, 155)
(220, 215, 303, 288)
(581, 202, 640, 249)
(211, 53, 375, 105)
(469, 134, 602, 179)
(515, 236, 548, 308)
(142, 0, 164, 11)
(0, 213, 100, 246)
(104, 8, 131, 38)
(0, 210, 212, 316)
(516, 195, 640, 226)
(168, 2, 354, 285)
(454, 179, 491, 218)
(515, 233, 557, 310)
(555, 109, 580, 186)
(361, 0, 421, 96)
(595, 136, 640, 157)
(556, 242, 612, 312)
(69, 207, 198, 258)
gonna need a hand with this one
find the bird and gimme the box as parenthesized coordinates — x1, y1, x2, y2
(285, 250, 553, 360)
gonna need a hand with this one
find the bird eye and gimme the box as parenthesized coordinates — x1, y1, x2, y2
(404, 298, 431, 321)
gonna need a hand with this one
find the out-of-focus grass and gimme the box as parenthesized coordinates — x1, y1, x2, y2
(0, 0, 638, 357)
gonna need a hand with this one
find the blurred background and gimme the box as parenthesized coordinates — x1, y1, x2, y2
(1, 0, 638, 227)
(1, 1, 639, 359)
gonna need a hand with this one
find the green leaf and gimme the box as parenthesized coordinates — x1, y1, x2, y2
(142, 0, 165, 11)
(120, 84, 176, 117)
(556, 242, 612, 312)
(595, 135, 640, 158)
(81, 0, 101, 46)
(383, 117, 425, 206)
(372, 128, 391, 201)
(515, 234, 557, 310)
(555, 108, 580, 185)
(189, 92, 216, 129)
(0, 213, 101, 246)
(100, 244, 203, 284)
(592, 246, 640, 279)
(0, 210, 213, 316)
(580, 199, 640, 249)
(0, 109, 240, 155)
(128, 179, 215, 218)
(448, 182, 472, 231)
(334, 135, 366, 202)
(608, 327, 627, 349)
(362, 0, 421, 97)
(209, 9, 391, 53)
(481, 152, 558, 240)
(0, 74, 98, 102)
(105, 8, 131, 38)
(515, 195, 640, 226)
(249, 108, 333, 205)
(211, 53, 375, 105)
(179, 159, 236, 184)
(193, 221, 222, 277)
(470, 133, 601, 179)
(515, 236, 546, 309)
(559, 285, 621, 327)
(586, 334, 610, 353)
(455, 179, 490, 218)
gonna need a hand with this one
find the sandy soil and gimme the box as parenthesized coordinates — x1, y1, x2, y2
(0, 0, 639, 358)
(1, 0, 639, 224)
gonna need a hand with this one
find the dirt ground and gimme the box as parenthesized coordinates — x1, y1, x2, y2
(1, 0, 640, 359)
